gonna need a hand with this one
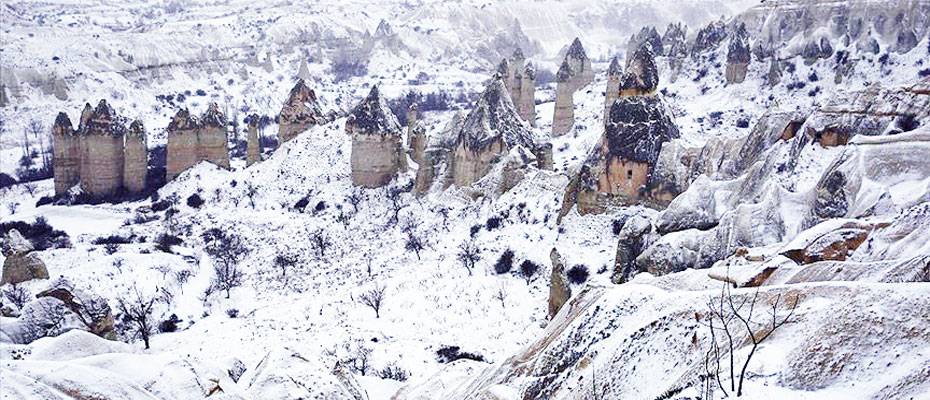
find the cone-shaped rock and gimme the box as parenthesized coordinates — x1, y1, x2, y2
(552, 38, 593, 136)
(620, 44, 659, 97)
(122, 120, 147, 194)
(605, 56, 623, 121)
(348, 85, 406, 188)
(80, 100, 126, 198)
(278, 79, 324, 143)
(725, 23, 751, 84)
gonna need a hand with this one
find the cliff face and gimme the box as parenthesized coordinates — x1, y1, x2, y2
(122, 120, 147, 194)
(348, 86, 406, 188)
(278, 79, 325, 143)
(166, 104, 230, 181)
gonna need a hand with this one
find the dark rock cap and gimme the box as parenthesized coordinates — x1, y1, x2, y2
(604, 96, 679, 165)
(201, 102, 226, 128)
(347, 85, 402, 136)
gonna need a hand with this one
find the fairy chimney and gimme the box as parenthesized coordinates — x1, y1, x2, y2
(348, 85, 406, 188)
(198, 103, 230, 169)
(451, 75, 548, 187)
(246, 114, 261, 166)
(122, 120, 147, 194)
(605, 56, 623, 120)
(552, 38, 593, 136)
(619, 44, 659, 97)
(278, 79, 325, 143)
(79, 100, 126, 198)
(519, 63, 536, 126)
(52, 112, 80, 196)
(166, 109, 201, 181)
(407, 103, 426, 165)
(725, 23, 751, 84)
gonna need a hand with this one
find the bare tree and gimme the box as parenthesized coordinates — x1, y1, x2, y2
(456, 239, 481, 276)
(494, 285, 507, 308)
(308, 228, 331, 259)
(700, 282, 800, 397)
(385, 186, 404, 225)
(358, 284, 386, 318)
(203, 228, 250, 298)
(23, 182, 38, 196)
(404, 231, 425, 260)
(2, 284, 31, 309)
(117, 287, 158, 349)
(346, 188, 364, 213)
(274, 252, 299, 282)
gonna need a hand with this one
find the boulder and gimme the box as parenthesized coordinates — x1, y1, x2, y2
(35, 277, 116, 340)
(1, 230, 48, 285)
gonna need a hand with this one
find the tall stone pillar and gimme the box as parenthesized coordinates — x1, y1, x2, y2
(122, 120, 148, 194)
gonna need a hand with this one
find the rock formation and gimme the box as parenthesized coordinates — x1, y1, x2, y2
(36, 277, 116, 339)
(278, 79, 325, 143)
(52, 101, 148, 199)
(626, 26, 663, 56)
(604, 56, 622, 121)
(619, 44, 658, 97)
(406, 103, 426, 165)
(552, 38, 593, 136)
(52, 113, 79, 196)
(804, 84, 930, 147)
(348, 85, 406, 188)
(198, 103, 230, 169)
(725, 23, 751, 84)
(691, 20, 728, 57)
(548, 248, 570, 319)
(414, 110, 464, 194)
(1, 229, 48, 285)
(518, 63, 536, 126)
(122, 120, 147, 194)
(79, 100, 127, 198)
(450, 75, 549, 187)
(166, 104, 230, 181)
(246, 114, 261, 166)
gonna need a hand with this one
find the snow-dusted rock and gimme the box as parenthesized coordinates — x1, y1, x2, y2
(348, 85, 406, 188)
(241, 348, 368, 400)
(278, 79, 325, 144)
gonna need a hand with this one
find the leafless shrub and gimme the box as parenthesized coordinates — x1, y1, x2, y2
(3, 284, 31, 309)
(117, 287, 158, 349)
(358, 284, 386, 318)
(456, 239, 481, 276)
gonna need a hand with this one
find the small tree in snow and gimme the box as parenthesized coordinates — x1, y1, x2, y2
(274, 252, 299, 283)
(308, 228, 332, 259)
(346, 188, 364, 213)
(456, 239, 481, 276)
(202, 228, 250, 299)
(117, 287, 158, 349)
(404, 231, 426, 260)
(358, 284, 386, 318)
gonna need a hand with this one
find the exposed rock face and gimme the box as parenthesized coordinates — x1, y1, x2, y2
(766, 58, 783, 86)
(52, 113, 80, 196)
(166, 103, 230, 181)
(278, 79, 324, 143)
(801, 36, 834, 64)
(552, 38, 593, 136)
(122, 120, 147, 194)
(691, 20, 728, 57)
(612, 213, 655, 283)
(242, 348, 370, 399)
(348, 86, 406, 188)
(246, 114, 261, 166)
(604, 56, 622, 120)
(626, 25, 663, 56)
(36, 277, 116, 340)
(79, 100, 127, 198)
(499, 49, 536, 127)
(804, 84, 930, 147)
(450, 76, 548, 187)
(548, 248, 570, 319)
(415, 110, 464, 194)
(619, 44, 658, 97)
(1, 230, 48, 285)
(406, 104, 426, 165)
(572, 95, 679, 214)
(725, 22, 751, 84)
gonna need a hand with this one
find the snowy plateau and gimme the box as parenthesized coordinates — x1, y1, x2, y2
(0, 0, 929, 399)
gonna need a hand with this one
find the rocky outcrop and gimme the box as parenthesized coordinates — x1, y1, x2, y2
(612, 213, 655, 283)
(499, 48, 536, 127)
(122, 120, 147, 194)
(246, 114, 260, 166)
(278, 79, 325, 143)
(36, 277, 116, 340)
(79, 100, 127, 198)
(691, 20, 727, 57)
(52, 112, 80, 196)
(663, 23, 688, 81)
(348, 86, 406, 188)
(166, 103, 230, 181)
(518, 63, 536, 126)
(626, 25, 663, 56)
(1, 230, 48, 285)
(804, 84, 930, 147)
(548, 248, 570, 319)
(725, 22, 751, 84)
(414, 110, 464, 194)
(552, 38, 593, 136)
(450, 76, 548, 187)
